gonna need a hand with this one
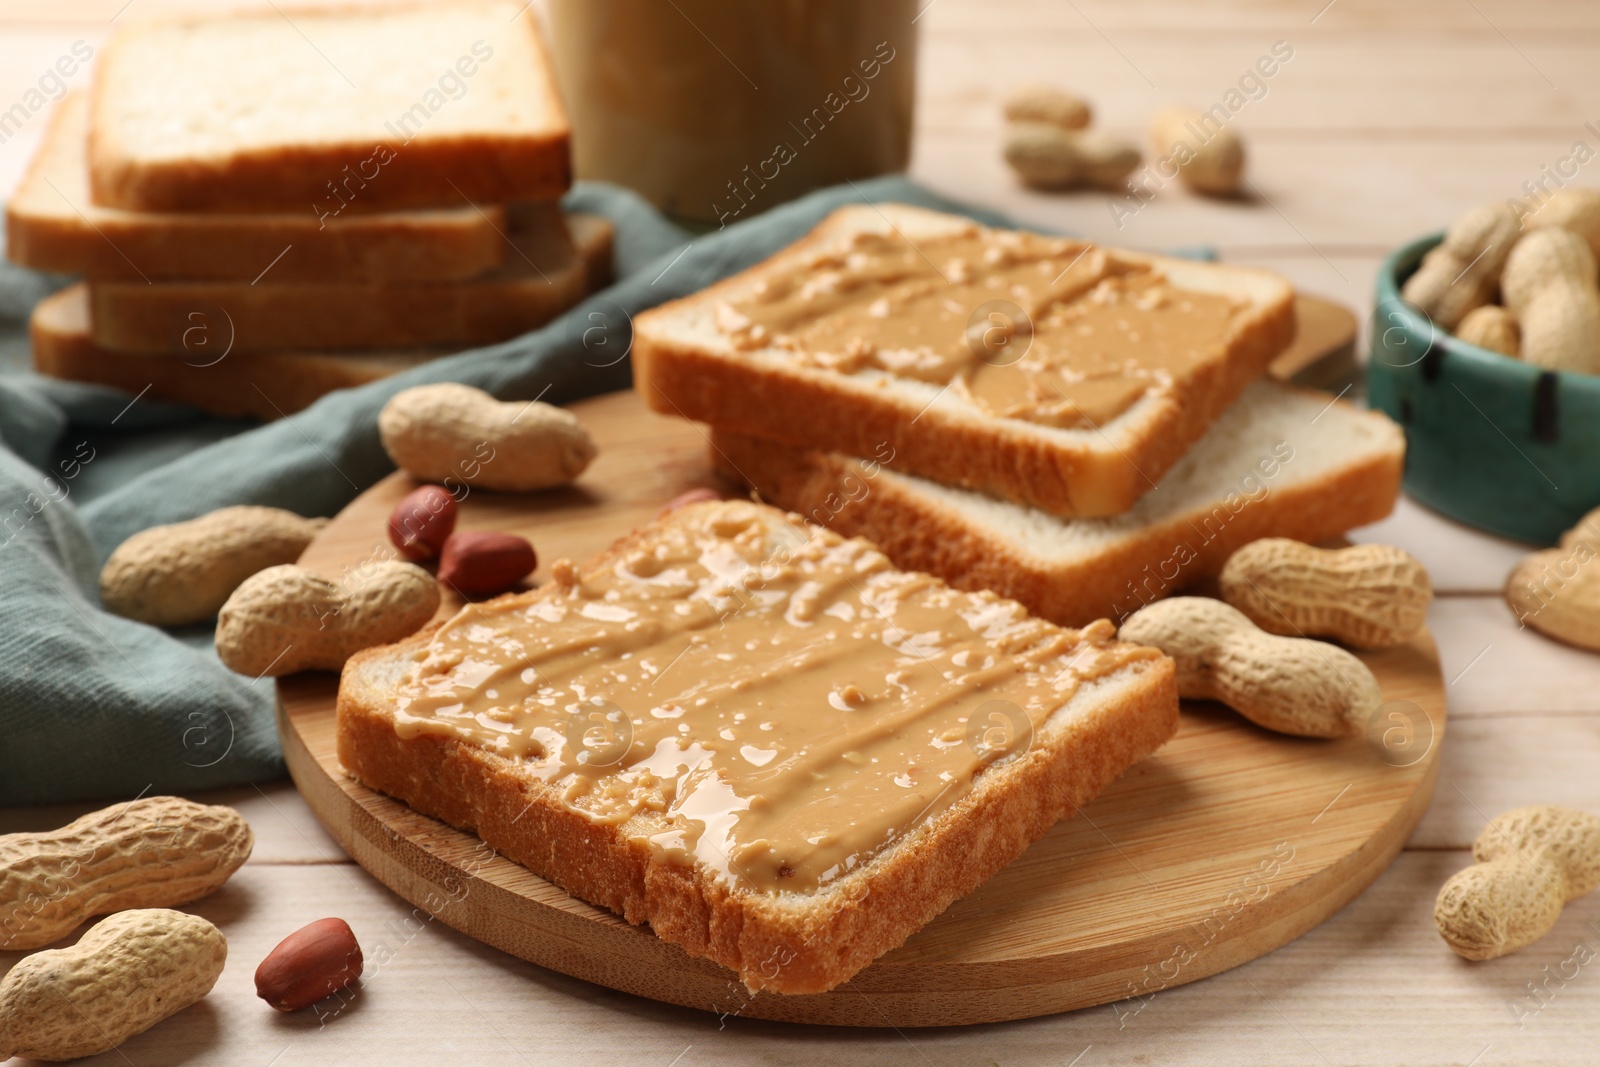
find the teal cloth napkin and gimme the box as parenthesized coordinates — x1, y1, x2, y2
(0, 176, 1023, 806)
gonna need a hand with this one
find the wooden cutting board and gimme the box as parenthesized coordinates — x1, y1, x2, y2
(277, 388, 1445, 1028)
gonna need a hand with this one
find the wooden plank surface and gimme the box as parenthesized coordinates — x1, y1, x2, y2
(6, 854, 1600, 1067)
(3, 0, 1599, 1061)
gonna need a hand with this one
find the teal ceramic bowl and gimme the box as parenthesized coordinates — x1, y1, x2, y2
(1368, 233, 1600, 545)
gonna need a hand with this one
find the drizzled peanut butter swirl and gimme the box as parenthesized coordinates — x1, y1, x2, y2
(390, 501, 1159, 894)
(715, 224, 1249, 429)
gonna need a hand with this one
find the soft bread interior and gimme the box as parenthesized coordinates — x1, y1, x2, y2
(821, 380, 1401, 566)
(94, 3, 564, 164)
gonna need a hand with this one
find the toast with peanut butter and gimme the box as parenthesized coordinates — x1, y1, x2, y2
(632, 203, 1296, 518)
(336, 499, 1178, 994)
(713, 380, 1404, 627)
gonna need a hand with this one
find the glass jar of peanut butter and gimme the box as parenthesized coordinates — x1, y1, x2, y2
(547, 0, 919, 226)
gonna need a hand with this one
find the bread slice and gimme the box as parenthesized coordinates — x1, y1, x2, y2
(89, 1, 570, 212)
(633, 203, 1296, 518)
(711, 381, 1404, 627)
(85, 213, 612, 355)
(337, 499, 1178, 994)
(30, 286, 429, 420)
(31, 214, 613, 419)
(5, 93, 515, 283)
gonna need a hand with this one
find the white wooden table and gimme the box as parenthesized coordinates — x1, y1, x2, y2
(4, 2, 1600, 1063)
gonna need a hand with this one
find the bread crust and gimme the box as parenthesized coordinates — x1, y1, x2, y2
(5, 94, 515, 282)
(712, 387, 1404, 628)
(88, 133, 571, 216)
(633, 204, 1296, 518)
(334, 507, 1179, 994)
(30, 215, 613, 417)
(5, 196, 511, 283)
(81, 215, 612, 355)
(30, 286, 432, 419)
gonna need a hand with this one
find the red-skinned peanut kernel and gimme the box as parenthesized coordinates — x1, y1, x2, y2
(387, 485, 457, 561)
(437, 531, 537, 596)
(255, 917, 363, 1013)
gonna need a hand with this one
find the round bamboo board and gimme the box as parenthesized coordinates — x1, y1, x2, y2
(278, 388, 1445, 1028)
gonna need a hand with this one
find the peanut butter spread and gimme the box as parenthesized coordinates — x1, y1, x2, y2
(715, 225, 1250, 428)
(390, 502, 1158, 895)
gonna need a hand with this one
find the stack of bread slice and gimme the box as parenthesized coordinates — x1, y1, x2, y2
(634, 203, 1406, 625)
(8, 2, 611, 421)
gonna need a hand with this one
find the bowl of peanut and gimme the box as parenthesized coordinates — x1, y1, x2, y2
(1368, 192, 1600, 545)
